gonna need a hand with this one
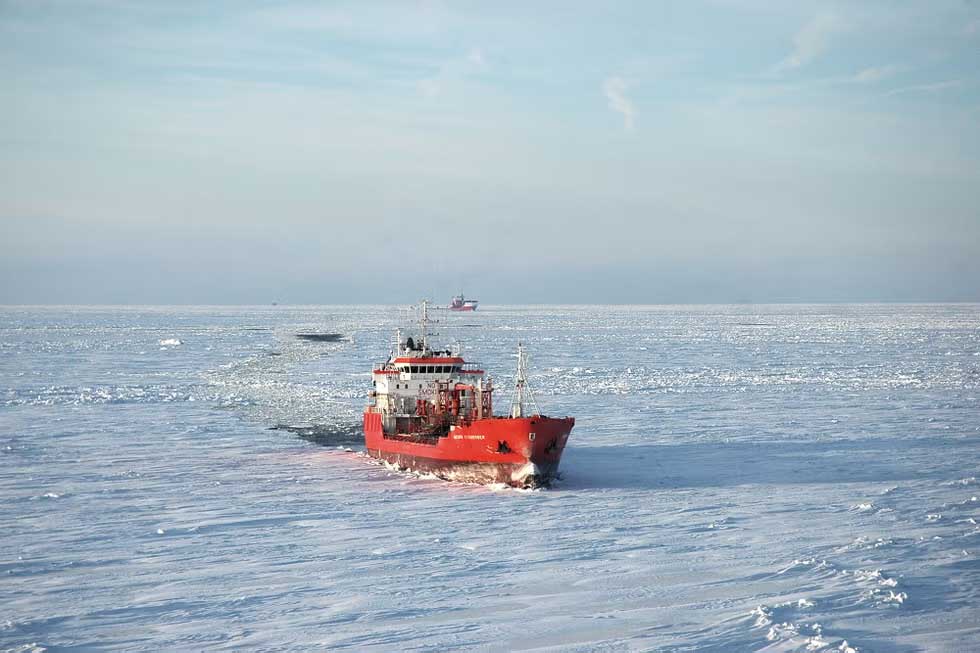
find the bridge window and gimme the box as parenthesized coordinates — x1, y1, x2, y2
(410, 366, 418, 374)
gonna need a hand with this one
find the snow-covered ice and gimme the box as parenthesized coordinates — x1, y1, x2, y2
(2, 304, 979, 650)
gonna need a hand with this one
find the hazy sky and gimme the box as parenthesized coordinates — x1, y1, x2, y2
(2, 1, 978, 303)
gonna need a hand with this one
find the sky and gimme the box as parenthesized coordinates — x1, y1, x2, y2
(1, 0, 978, 304)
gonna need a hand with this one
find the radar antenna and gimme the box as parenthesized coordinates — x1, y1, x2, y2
(510, 342, 540, 418)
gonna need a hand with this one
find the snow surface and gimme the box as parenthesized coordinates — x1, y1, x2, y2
(1, 304, 979, 651)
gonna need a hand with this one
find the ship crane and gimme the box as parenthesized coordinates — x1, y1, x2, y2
(510, 342, 540, 418)
(418, 298, 431, 353)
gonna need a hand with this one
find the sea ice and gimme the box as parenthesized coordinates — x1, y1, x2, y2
(3, 303, 979, 651)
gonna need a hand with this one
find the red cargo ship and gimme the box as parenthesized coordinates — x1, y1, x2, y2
(364, 301, 574, 487)
(449, 294, 478, 311)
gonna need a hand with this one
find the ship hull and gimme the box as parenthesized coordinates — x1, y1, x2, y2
(363, 412, 573, 487)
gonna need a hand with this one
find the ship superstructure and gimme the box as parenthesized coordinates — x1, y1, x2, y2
(364, 300, 573, 487)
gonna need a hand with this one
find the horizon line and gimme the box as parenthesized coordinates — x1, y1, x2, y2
(2, 301, 979, 308)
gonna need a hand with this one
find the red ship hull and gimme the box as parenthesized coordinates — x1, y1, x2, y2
(364, 411, 574, 487)
(449, 306, 477, 311)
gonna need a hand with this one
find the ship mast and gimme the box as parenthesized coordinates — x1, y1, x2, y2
(510, 342, 540, 418)
(419, 299, 430, 352)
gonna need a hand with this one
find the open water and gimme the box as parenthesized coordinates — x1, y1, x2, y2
(2, 304, 979, 651)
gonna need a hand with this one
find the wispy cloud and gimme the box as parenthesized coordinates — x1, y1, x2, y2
(852, 65, 899, 83)
(245, 4, 449, 42)
(247, 6, 355, 32)
(602, 76, 635, 130)
(884, 79, 964, 97)
(417, 47, 488, 98)
(466, 48, 486, 67)
(776, 13, 842, 72)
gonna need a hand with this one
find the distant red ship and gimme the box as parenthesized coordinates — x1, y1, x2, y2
(364, 301, 574, 487)
(449, 294, 478, 311)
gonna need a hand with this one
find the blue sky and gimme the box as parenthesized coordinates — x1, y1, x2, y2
(1, 1, 978, 303)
